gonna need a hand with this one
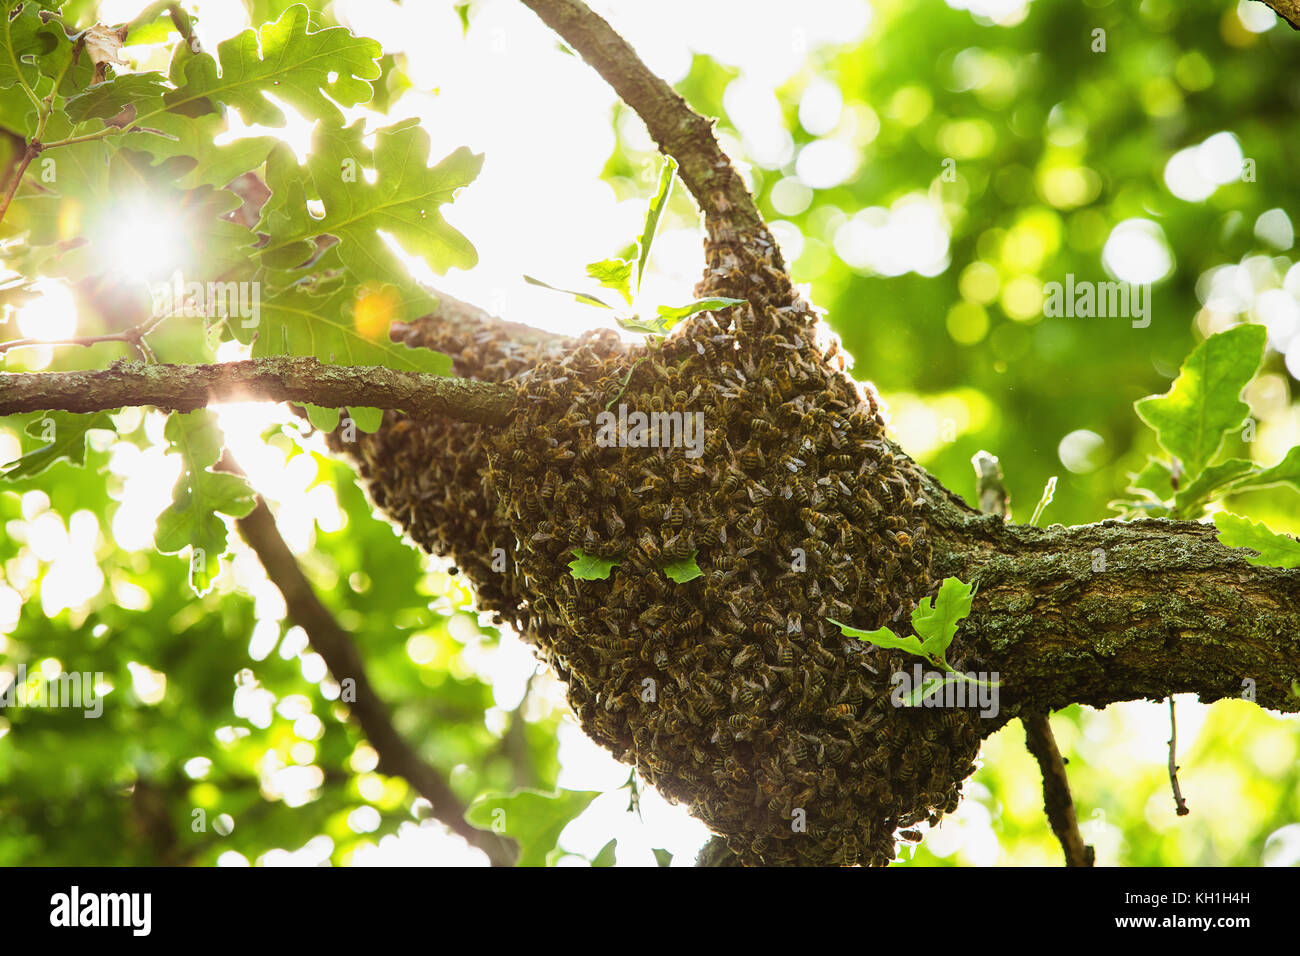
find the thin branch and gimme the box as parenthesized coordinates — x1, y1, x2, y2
(222, 453, 516, 866)
(1022, 713, 1095, 866)
(0, 356, 515, 425)
(0, 140, 39, 226)
(518, 0, 778, 257)
(0, 328, 153, 360)
(1167, 698, 1191, 817)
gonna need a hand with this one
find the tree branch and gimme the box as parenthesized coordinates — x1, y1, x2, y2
(518, 0, 784, 275)
(223, 454, 516, 866)
(0, 357, 515, 425)
(1022, 713, 1094, 866)
(924, 484, 1300, 717)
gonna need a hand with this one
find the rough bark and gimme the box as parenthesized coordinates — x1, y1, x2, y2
(923, 477, 1300, 717)
(0, 357, 514, 425)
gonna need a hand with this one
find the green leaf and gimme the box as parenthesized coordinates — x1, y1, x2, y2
(614, 314, 671, 335)
(654, 297, 747, 331)
(662, 552, 702, 583)
(0, 2, 54, 93)
(1130, 456, 1176, 500)
(1172, 458, 1256, 517)
(590, 838, 617, 867)
(1134, 324, 1267, 480)
(0, 410, 115, 480)
(346, 407, 384, 434)
(257, 120, 482, 284)
(304, 405, 341, 433)
(829, 618, 926, 658)
(464, 788, 600, 867)
(585, 258, 633, 306)
(159, 3, 381, 128)
(63, 73, 171, 122)
(651, 847, 673, 867)
(569, 549, 618, 581)
(154, 410, 256, 596)
(1212, 512, 1300, 570)
(524, 275, 615, 310)
(904, 674, 960, 707)
(129, 109, 280, 190)
(635, 156, 676, 293)
(235, 281, 452, 377)
(1230, 445, 1300, 496)
(910, 577, 975, 659)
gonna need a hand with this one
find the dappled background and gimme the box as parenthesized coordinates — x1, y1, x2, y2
(1, 0, 1298, 865)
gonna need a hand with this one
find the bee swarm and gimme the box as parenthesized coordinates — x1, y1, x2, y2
(335, 233, 984, 866)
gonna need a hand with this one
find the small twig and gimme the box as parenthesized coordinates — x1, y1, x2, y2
(221, 452, 517, 865)
(0, 327, 151, 360)
(1022, 712, 1095, 867)
(1167, 697, 1191, 817)
(1029, 475, 1057, 527)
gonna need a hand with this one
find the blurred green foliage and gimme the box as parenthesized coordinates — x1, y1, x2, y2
(1, 0, 1298, 866)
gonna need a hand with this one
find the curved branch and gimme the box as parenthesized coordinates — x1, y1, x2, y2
(0, 357, 515, 425)
(224, 456, 516, 866)
(519, 0, 782, 269)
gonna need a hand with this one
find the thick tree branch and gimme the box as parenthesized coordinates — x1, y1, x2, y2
(0, 357, 515, 425)
(923, 481, 1300, 717)
(223, 455, 516, 866)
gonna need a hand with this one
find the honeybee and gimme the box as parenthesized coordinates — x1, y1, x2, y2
(739, 445, 765, 472)
(800, 508, 830, 533)
(663, 533, 694, 562)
